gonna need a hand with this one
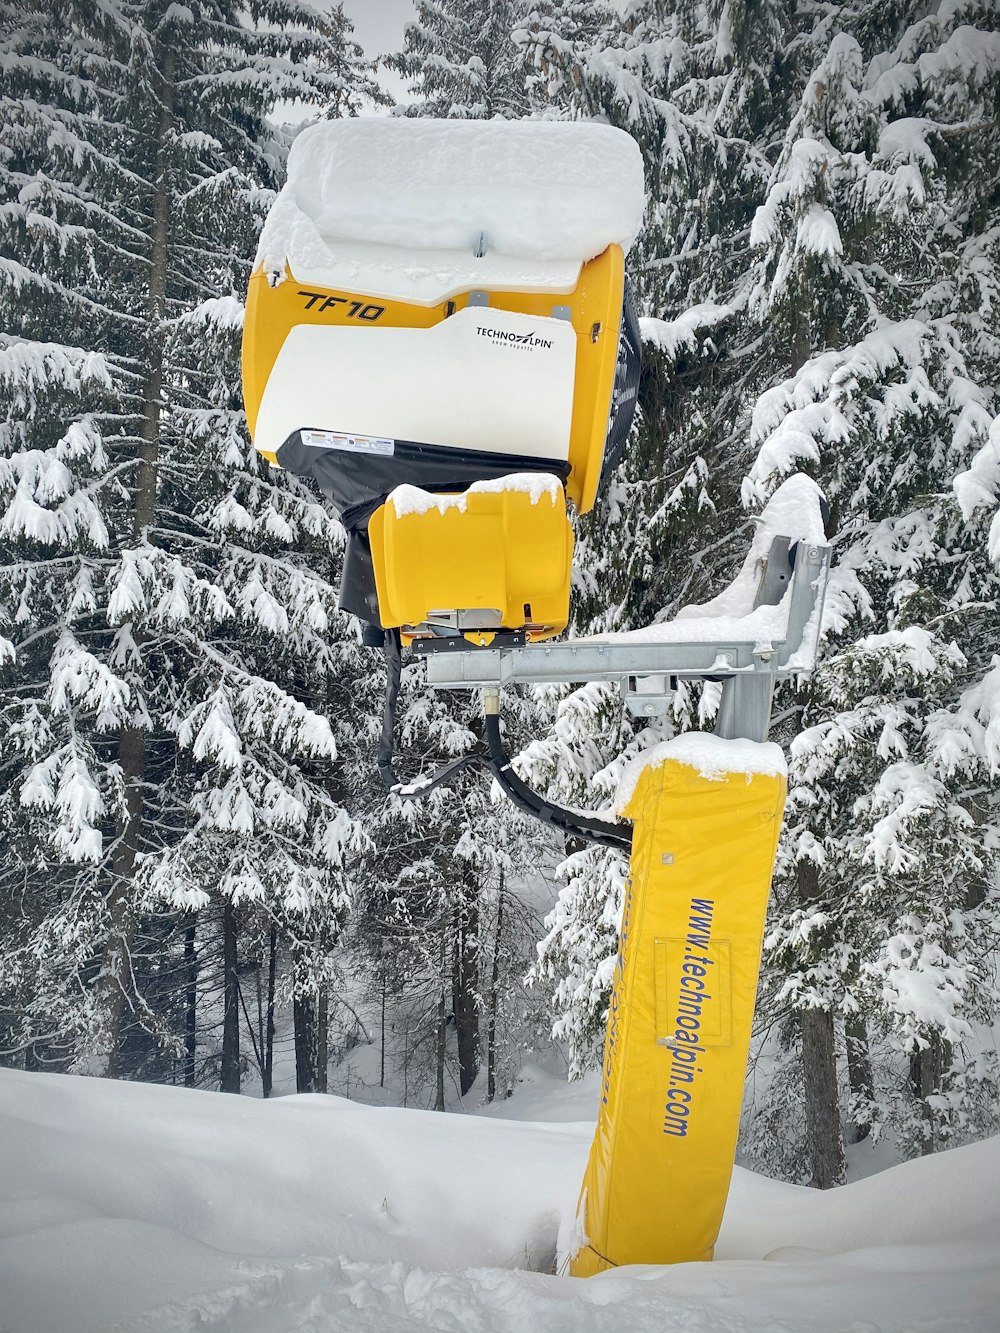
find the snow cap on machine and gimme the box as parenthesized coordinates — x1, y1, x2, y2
(614, 733, 787, 816)
(256, 118, 646, 280)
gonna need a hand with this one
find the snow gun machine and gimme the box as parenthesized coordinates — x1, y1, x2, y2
(243, 119, 833, 1275)
(242, 117, 830, 848)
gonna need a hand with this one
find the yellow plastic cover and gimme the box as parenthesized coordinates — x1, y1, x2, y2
(570, 747, 787, 1275)
(368, 483, 574, 640)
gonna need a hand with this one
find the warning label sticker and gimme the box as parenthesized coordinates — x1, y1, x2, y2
(300, 430, 394, 456)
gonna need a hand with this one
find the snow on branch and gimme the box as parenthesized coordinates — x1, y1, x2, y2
(175, 669, 337, 773)
(743, 320, 938, 502)
(0, 336, 110, 414)
(0, 446, 111, 549)
(639, 302, 732, 358)
(48, 630, 131, 729)
(954, 413, 1000, 562)
(872, 923, 975, 1048)
(172, 295, 244, 331)
(107, 546, 235, 628)
(20, 736, 108, 865)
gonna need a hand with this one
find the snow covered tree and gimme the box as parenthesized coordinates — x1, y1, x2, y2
(516, 0, 618, 110)
(524, 0, 795, 1075)
(739, 1, 1000, 1174)
(389, 0, 531, 119)
(314, 2, 392, 119)
(523, 0, 1000, 1182)
(345, 670, 550, 1105)
(0, 0, 380, 1079)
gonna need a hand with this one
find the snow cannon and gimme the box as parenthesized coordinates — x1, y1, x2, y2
(241, 117, 644, 645)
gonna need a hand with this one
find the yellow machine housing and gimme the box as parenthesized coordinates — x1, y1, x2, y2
(370, 485, 574, 643)
(241, 244, 634, 641)
(242, 245, 625, 517)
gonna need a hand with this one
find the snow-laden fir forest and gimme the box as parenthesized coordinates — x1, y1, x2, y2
(2, 1, 1000, 1330)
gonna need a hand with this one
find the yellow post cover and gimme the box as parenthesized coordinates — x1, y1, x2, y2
(368, 481, 574, 639)
(570, 736, 787, 1276)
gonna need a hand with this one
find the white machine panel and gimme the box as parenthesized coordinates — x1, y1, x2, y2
(254, 306, 576, 462)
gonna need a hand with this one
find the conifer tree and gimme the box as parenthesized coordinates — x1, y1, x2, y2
(0, 0, 380, 1078)
(524, 0, 1000, 1175)
(517, 0, 618, 109)
(741, 0, 1000, 1172)
(389, 0, 531, 118)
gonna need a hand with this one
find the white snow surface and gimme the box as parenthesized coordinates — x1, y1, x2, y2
(614, 733, 787, 814)
(256, 119, 645, 302)
(389, 472, 563, 518)
(280, 117, 644, 259)
(3, 1069, 1000, 1333)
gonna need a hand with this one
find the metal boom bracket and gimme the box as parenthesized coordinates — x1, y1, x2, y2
(418, 538, 831, 744)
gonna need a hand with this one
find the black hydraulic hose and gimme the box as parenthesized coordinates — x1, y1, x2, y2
(390, 751, 491, 799)
(376, 632, 631, 851)
(483, 713, 632, 853)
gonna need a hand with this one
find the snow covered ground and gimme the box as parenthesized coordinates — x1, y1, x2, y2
(2, 1068, 999, 1332)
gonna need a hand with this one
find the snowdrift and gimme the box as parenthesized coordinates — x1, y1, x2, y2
(2, 1068, 999, 1332)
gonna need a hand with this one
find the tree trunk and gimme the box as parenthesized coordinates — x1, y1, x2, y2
(911, 1032, 948, 1155)
(263, 925, 276, 1098)
(487, 881, 503, 1103)
(962, 794, 990, 910)
(790, 303, 812, 374)
(380, 971, 386, 1089)
(184, 917, 197, 1087)
(254, 960, 264, 1089)
(100, 47, 177, 1078)
(133, 46, 175, 542)
(454, 874, 480, 1097)
(294, 992, 317, 1093)
(797, 860, 845, 1188)
(844, 1013, 874, 1144)
(316, 987, 328, 1094)
(220, 897, 240, 1093)
(801, 1007, 845, 1187)
(402, 1022, 410, 1108)
(101, 723, 145, 1079)
(435, 928, 446, 1112)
